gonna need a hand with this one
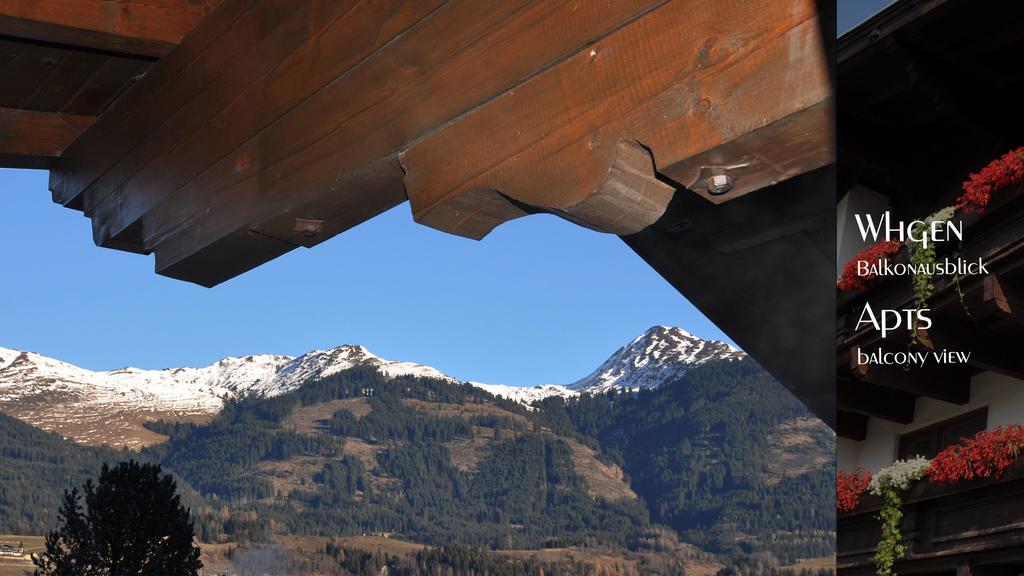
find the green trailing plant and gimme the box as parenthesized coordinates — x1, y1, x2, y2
(951, 248, 974, 320)
(907, 207, 956, 343)
(875, 484, 905, 576)
(868, 457, 930, 576)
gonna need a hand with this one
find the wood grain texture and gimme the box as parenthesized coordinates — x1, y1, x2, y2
(79, 0, 664, 286)
(0, 108, 94, 158)
(0, 0, 221, 58)
(401, 0, 832, 238)
(86, 0, 442, 248)
(49, 0, 263, 208)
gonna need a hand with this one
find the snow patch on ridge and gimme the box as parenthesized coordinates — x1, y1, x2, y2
(470, 382, 578, 405)
(570, 326, 744, 393)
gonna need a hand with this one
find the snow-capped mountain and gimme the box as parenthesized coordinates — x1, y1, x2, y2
(0, 326, 742, 447)
(469, 383, 578, 404)
(0, 344, 444, 413)
(570, 326, 745, 393)
(0, 344, 450, 447)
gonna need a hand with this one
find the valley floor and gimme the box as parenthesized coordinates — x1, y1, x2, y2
(0, 533, 722, 576)
(198, 534, 725, 576)
(0, 535, 43, 576)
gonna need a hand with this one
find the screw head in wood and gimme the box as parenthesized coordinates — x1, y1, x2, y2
(706, 174, 734, 195)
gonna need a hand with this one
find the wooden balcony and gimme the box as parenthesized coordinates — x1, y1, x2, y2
(836, 183, 1024, 440)
(837, 0, 1024, 439)
(838, 460, 1024, 576)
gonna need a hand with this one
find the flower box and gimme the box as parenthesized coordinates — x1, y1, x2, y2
(838, 458, 1024, 575)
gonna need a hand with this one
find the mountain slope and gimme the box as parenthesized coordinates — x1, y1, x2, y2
(0, 331, 834, 570)
(537, 358, 835, 564)
(0, 345, 448, 447)
(148, 367, 654, 550)
(0, 411, 126, 534)
(570, 326, 744, 393)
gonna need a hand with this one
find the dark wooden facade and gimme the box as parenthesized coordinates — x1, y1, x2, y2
(838, 1, 1024, 572)
(837, 0, 1024, 439)
(0, 0, 836, 424)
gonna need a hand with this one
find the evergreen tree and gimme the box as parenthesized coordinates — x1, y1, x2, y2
(33, 461, 202, 576)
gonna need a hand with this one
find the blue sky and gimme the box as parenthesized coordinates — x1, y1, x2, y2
(838, 0, 896, 34)
(1, 168, 729, 386)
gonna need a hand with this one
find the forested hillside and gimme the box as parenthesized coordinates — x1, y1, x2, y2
(0, 358, 833, 573)
(535, 359, 836, 564)
(145, 366, 654, 550)
(0, 412, 128, 534)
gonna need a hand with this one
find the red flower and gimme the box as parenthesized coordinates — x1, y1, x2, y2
(958, 147, 1024, 214)
(926, 424, 1024, 485)
(837, 468, 872, 512)
(837, 240, 903, 292)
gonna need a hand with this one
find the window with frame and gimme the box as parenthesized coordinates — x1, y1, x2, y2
(897, 408, 988, 461)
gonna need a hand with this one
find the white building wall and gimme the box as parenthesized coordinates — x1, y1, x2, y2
(838, 371, 1024, 472)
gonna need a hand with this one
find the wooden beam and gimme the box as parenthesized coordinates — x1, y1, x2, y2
(0, 0, 220, 58)
(917, 319, 1024, 382)
(837, 410, 869, 441)
(410, 139, 677, 240)
(0, 108, 93, 159)
(847, 346, 971, 405)
(983, 274, 1024, 322)
(838, 379, 916, 424)
(401, 0, 832, 239)
(50, 0, 297, 208)
(80, 0, 446, 249)
(56, 0, 668, 286)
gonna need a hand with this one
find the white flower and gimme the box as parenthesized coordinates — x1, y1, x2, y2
(869, 456, 931, 495)
(925, 206, 956, 226)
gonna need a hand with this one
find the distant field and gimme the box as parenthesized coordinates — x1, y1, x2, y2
(2, 533, 736, 575)
(783, 556, 837, 571)
(0, 534, 44, 576)
(278, 534, 426, 557)
(498, 546, 640, 570)
(0, 563, 32, 576)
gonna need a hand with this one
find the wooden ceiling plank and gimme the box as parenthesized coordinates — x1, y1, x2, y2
(61, 0, 303, 208)
(60, 57, 149, 116)
(84, 0, 441, 249)
(121, 0, 667, 285)
(0, 0, 220, 58)
(49, 0, 264, 208)
(155, 157, 407, 286)
(0, 108, 94, 159)
(400, 0, 832, 239)
(23, 50, 107, 112)
(0, 43, 68, 109)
